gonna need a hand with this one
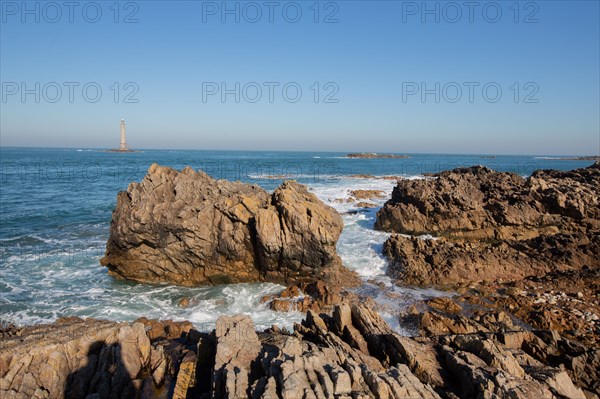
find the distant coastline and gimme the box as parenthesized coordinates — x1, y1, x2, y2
(347, 152, 410, 159)
(558, 155, 600, 161)
(1, 147, 598, 160)
(535, 155, 600, 161)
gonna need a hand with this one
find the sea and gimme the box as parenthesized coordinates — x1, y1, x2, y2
(0, 148, 595, 334)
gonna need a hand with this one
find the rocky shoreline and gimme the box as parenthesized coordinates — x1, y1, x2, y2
(2, 162, 599, 398)
(2, 300, 597, 399)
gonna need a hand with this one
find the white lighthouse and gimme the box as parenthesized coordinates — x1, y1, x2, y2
(119, 119, 128, 151)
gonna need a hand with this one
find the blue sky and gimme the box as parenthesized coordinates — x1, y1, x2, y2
(1, 0, 599, 155)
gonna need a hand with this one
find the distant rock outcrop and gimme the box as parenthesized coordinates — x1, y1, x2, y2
(100, 164, 358, 287)
(347, 152, 409, 159)
(557, 156, 600, 161)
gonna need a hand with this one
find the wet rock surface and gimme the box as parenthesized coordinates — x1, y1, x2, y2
(101, 164, 358, 287)
(3, 302, 598, 399)
(348, 189, 386, 200)
(332, 189, 387, 210)
(260, 280, 345, 313)
(259, 279, 379, 315)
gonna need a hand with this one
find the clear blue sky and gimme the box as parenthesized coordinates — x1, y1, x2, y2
(1, 0, 599, 155)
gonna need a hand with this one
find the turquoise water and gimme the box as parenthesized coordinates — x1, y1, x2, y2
(0, 147, 594, 331)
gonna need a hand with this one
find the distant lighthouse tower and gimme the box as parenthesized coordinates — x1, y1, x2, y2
(119, 119, 128, 151)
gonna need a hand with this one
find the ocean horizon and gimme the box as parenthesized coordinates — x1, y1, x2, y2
(2, 145, 598, 158)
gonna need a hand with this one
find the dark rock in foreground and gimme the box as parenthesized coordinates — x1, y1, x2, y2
(101, 164, 358, 287)
(0, 317, 195, 399)
(2, 303, 596, 399)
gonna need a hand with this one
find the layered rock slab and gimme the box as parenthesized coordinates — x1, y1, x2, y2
(101, 164, 357, 287)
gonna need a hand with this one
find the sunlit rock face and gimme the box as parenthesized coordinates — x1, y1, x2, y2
(101, 164, 358, 287)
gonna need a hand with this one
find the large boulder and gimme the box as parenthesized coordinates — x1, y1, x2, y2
(100, 164, 357, 287)
(375, 163, 600, 240)
(377, 163, 600, 286)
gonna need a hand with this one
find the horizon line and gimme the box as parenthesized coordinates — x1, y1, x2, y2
(0, 145, 599, 158)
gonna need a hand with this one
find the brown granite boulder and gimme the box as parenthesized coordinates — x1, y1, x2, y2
(261, 279, 347, 313)
(349, 189, 386, 200)
(100, 164, 358, 287)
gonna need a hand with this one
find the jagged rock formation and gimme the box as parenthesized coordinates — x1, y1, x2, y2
(376, 163, 600, 240)
(260, 280, 348, 313)
(2, 303, 597, 399)
(101, 164, 358, 287)
(430, 267, 600, 347)
(376, 163, 600, 285)
(0, 317, 195, 399)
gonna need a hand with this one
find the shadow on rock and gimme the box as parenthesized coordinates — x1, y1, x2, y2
(65, 341, 137, 399)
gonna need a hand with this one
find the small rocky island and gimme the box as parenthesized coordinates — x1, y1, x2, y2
(2, 163, 599, 399)
(347, 153, 410, 159)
